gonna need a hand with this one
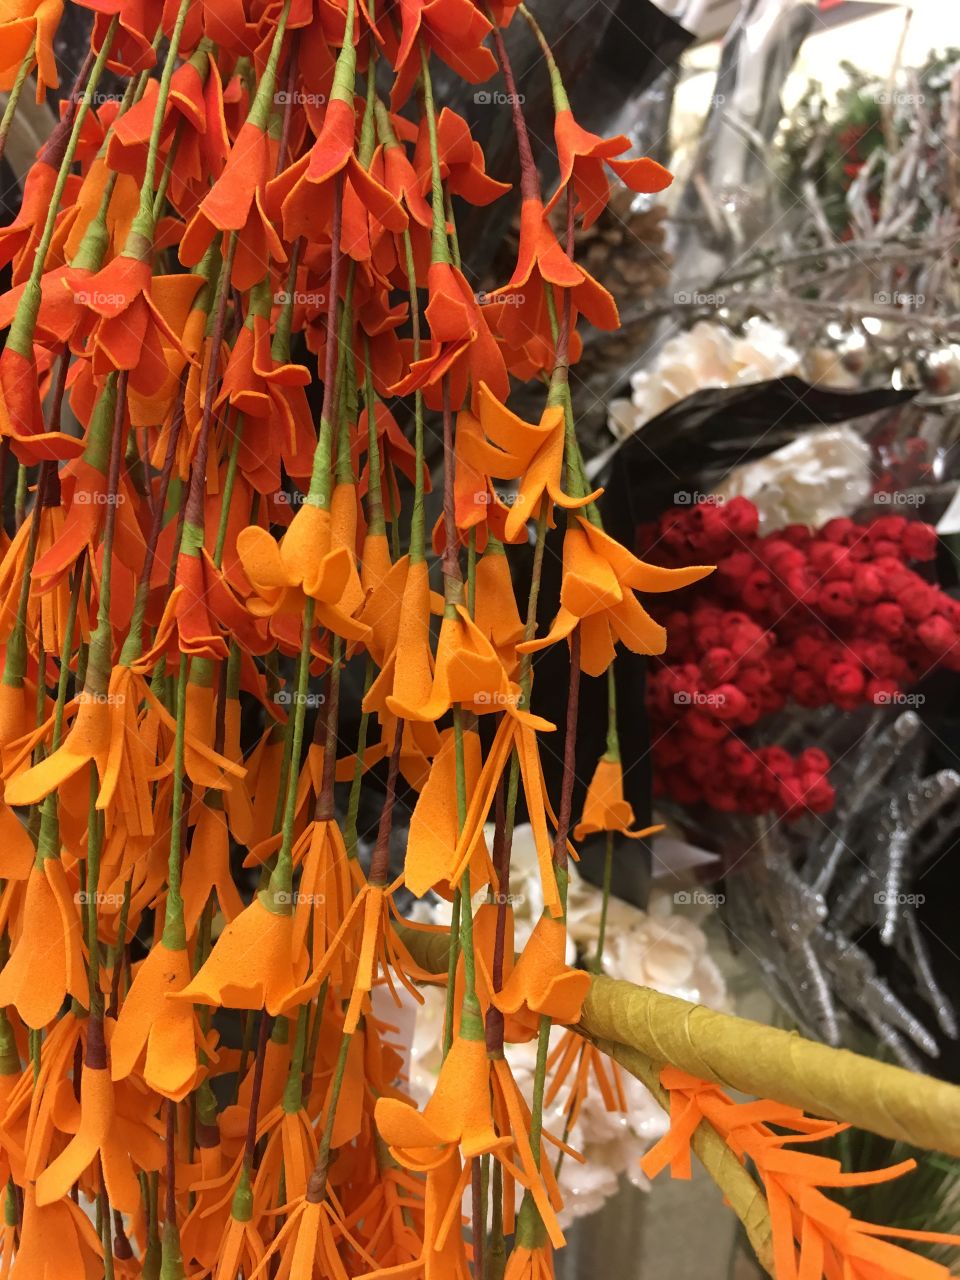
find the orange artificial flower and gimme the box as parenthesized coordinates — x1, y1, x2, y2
(279, 49, 406, 247)
(389, 260, 509, 412)
(574, 754, 663, 841)
(473, 543, 525, 678)
(217, 307, 316, 496)
(643, 1069, 960, 1280)
(180, 113, 285, 291)
(546, 1028, 626, 1131)
(492, 914, 591, 1032)
(413, 106, 511, 207)
(110, 937, 215, 1101)
(519, 517, 714, 677)
(505, 1242, 555, 1280)
(145, 532, 271, 662)
(0, 857, 87, 1028)
(174, 891, 322, 1016)
(237, 517, 369, 659)
(249, 1183, 374, 1279)
(0, 0, 63, 99)
(181, 801, 245, 935)
(462, 381, 601, 542)
(547, 109, 673, 229)
(485, 196, 618, 373)
(381, 0, 497, 107)
(108, 48, 229, 216)
(12, 1185, 103, 1278)
(405, 726, 490, 900)
(36, 1036, 162, 1214)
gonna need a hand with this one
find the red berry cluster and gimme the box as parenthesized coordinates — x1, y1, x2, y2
(640, 497, 959, 817)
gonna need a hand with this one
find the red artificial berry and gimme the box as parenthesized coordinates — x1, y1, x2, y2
(821, 517, 856, 544)
(739, 693, 763, 725)
(902, 522, 937, 561)
(873, 602, 905, 637)
(826, 661, 865, 706)
(918, 614, 956, 654)
(701, 647, 736, 683)
(901, 583, 936, 622)
(763, 746, 794, 778)
(785, 569, 815, 603)
(717, 551, 755, 588)
(721, 496, 759, 538)
(800, 772, 835, 813)
(791, 634, 822, 668)
(869, 515, 907, 544)
(742, 569, 773, 612)
(723, 739, 757, 778)
(711, 684, 748, 721)
(818, 581, 856, 619)
(809, 541, 844, 574)
(684, 710, 729, 742)
(852, 565, 884, 603)
(737, 663, 771, 694)
(865, 677, 900, 707)
(727, 621, 765, 659)
(763, 541, 806, 575)
(799, 747, 831, 775)
(782, 524, 812, 547)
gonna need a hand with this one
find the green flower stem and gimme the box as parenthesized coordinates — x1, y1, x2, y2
(130, 0, 192, 239)
(5, 16, 118, 357)
(264, 597, 316, 910)
(306, 0, 355, 509)
(306, 1029, 351, 1204)
(162, 655, 189, 949)
(343, 657, 375, 859)
(0, 40, 36, 170)
(418, 42, 451, 266)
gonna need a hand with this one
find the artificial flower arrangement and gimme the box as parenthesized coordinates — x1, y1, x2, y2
(0, 0, 959, 1277)
(642, 497, 960, 817)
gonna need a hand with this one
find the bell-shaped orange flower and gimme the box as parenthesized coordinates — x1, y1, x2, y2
(12, 1185, 103, 1278)
(389, 260, 509, 412)
(412, 106, 511, 207)
(405, 726, 490, 899)
(236, 500, 369, 644)
(0, 0, 63, 99)
(547, 108, 672, 229)
(173, 891, 321, 1016)
(519, 517, 714, 677)
(82, 253, 204, 398)
(0, 856, 87, 1028)
(574, 754, 663, 841)
(462, 382, 601, 541)
(35, 1029, 162, 1214)
(279, 42, 406, 246)
(217, 308, 316, 496)
(474, 543, 525, 678)
(375, 1035, 509, 1169)
(110, 938, 215, 1101)
(492, 913, 591, 1031)
(382, 0, 497, 107)
(486, 196, 618, 372)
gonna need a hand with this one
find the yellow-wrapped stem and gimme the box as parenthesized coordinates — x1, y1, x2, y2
(396, 924, 960, 1157)
(584, 975, 960, 1156)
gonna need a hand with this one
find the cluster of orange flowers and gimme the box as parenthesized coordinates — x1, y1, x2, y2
(0, 0, 955, 1276)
